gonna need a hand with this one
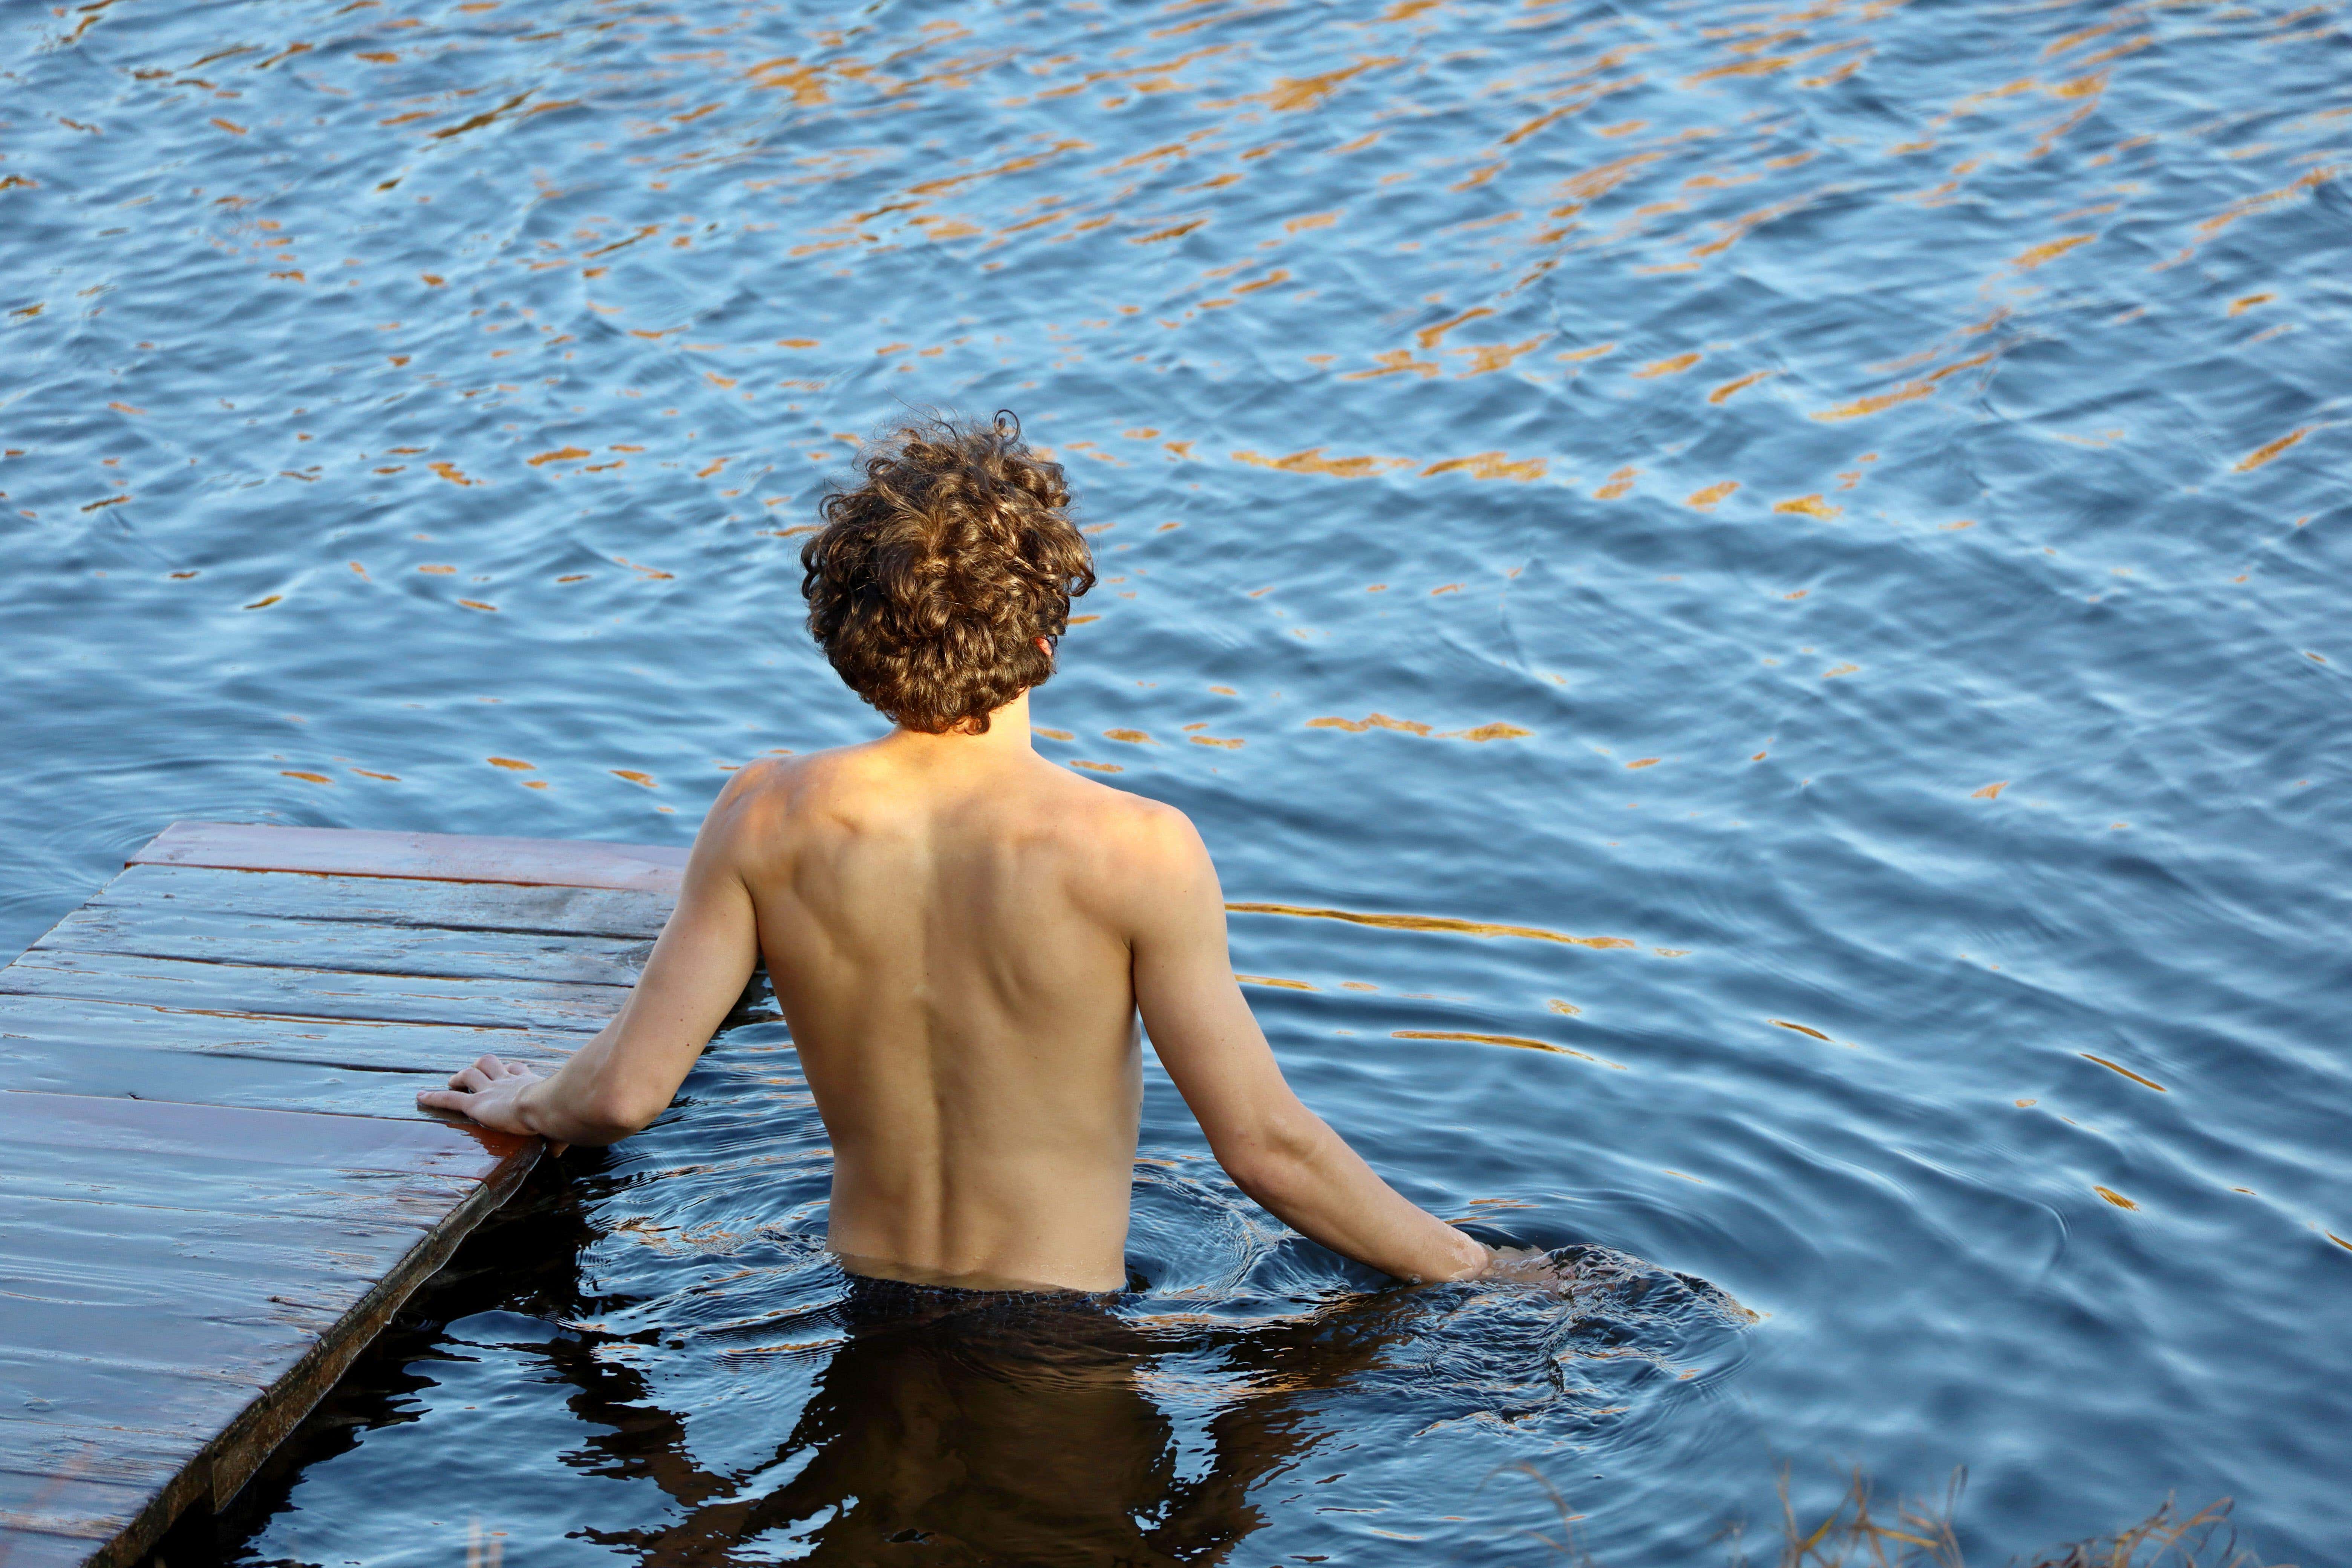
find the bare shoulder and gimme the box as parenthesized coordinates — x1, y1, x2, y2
(707, 751, 814, 819)
(1036, 758, 1200, 857)
(1028, 762, 1217, 933)
(695, 748, 861, 856)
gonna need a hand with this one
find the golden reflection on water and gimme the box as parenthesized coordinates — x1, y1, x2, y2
(2081, 1054, 2168, 1093)
(9, 0, 2349, 1552)
(142, 0, 2326, 574)
(2235, 427, 2311, 472)
(1228, 901, 1638, 951)
(1390, 1029, 1625, 1067)
(1304, 714, 1533, 742)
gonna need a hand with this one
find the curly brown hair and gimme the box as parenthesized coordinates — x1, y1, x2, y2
(800, 411, 1095, 734)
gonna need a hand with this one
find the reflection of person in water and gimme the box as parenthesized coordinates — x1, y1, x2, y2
(423, 409, 1548, 1295)
(610, 1276, 1423, 1566)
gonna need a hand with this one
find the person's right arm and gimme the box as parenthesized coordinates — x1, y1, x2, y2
(1125, 808, 1490, 1284)
(416, 762, 766, 1145)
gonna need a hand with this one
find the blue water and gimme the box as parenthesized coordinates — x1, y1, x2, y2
(5, 0, 2349, 1561)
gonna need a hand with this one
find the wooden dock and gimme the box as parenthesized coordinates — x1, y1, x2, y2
(0, 822, 686, 1566)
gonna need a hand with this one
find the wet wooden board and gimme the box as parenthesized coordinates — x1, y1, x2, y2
(0, 1350, 269, 1465)
(0, 992, 583, 1077)
(0, 1034, 473, 1122)
(2, 1200, 432, 1365)
(4, 1090, 537, 1179)
(0, 1476, 159, 1568)
(90, 862, 673, 940)
(0, 822, 685, 1567)
(0, 1094, 536, 1564)
(0, 1146, 481, 1230)
(0, 949, 625, 1035)
(38, 902, 655, 988)
(132, 821, 689, 893)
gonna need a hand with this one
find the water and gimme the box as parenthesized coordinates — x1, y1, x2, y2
(4, 0, 2347, 1560)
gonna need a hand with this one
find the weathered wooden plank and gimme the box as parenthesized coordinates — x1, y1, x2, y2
(0, 1531, 112, 1568)
(0, 1531, 110, 1568)
(190, 1125, 537, 1521)
(0, 1099, 524, 1389)
(0, 1144, 478, 1229)
(0, 1094, 539, 1565)
(39, 903, 654, 989)
(0, 1090, 487, 1222)
(0, 1089, 527, 1177)
(0, 992, 580, 1078)
(0, 826, 691, 1566)
(0, 1533, 113, 1568)
(0, 1475, 157, 1563)
(132, 821, 689, 893)
(0, 1423, 192, 1568)
(0, 1418, 210, 1493)
(0, 1158, 533, 1562)
(0, 1527, 121, 1568)
(0, 1207, 410, 1369)
(0, 1292, 357, 1371)
(0, 1347, 260, 1447)
(93, 861, 673, 939)
(0, 1033, 487, 1121)
(0, 949, 623, 1034)
(0, 1366, 253, 1568)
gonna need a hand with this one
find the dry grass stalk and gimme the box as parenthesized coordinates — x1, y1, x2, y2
(1762, 1468, 1966, 1567)
(1493, 1464, 2281, 1568)
(2013, 1497, 2271, 1568)
(1758, 1473, 2273, 1568)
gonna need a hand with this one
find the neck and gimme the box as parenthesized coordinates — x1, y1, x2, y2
(883, 689, 1036, 764)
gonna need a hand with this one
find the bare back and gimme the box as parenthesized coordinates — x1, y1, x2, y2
(731, 739, 1168, 1292)
(423, 698, 1490, 1292)
(419, 414, 1495, 1288)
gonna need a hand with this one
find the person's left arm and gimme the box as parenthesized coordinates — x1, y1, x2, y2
(417, 770, 767, 1144)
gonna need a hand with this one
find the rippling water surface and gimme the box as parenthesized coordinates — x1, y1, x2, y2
(5, 0, 2349, 1561)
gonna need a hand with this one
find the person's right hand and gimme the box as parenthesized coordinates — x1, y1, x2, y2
(417, 1053, 544, 1135)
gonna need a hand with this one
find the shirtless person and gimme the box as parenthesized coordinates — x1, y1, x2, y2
(421, 411, 1499, 1292)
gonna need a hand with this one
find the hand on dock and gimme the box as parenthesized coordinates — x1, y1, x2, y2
(417, 1053, 544, 1135)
